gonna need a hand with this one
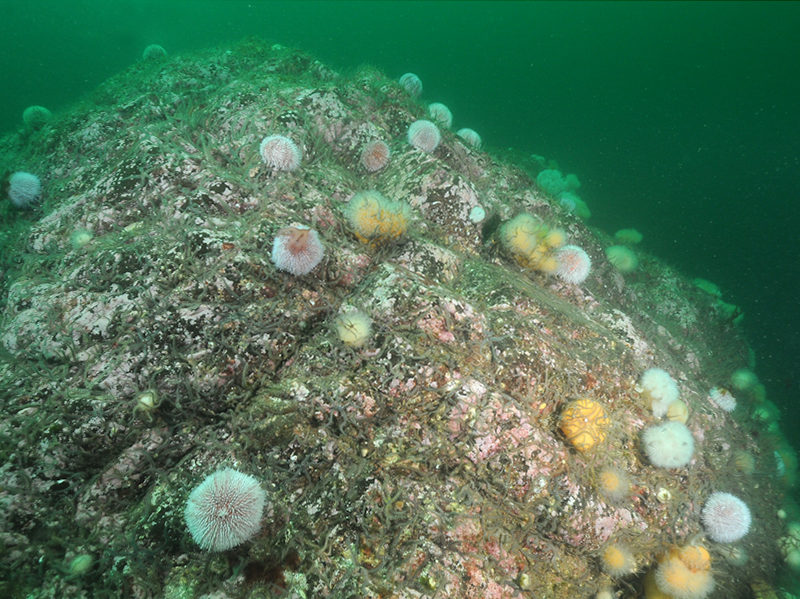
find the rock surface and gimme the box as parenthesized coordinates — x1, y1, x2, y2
(0, 39, 787, 598)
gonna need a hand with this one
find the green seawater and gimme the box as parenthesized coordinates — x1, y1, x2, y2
(1, 0, 799, 593)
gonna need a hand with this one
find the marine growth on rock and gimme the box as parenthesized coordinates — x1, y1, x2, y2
(0, 39, 789, 598)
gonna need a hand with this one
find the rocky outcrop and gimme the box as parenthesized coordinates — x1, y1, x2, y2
(0, 39, 785, 598)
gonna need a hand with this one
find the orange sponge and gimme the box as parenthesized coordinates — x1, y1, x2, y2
(559, 398, 610, 452)
(654, 545, 714, 599)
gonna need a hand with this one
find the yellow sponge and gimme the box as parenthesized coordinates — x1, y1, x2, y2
(499, 213, 565, 272)
(346, 190, 410, 246)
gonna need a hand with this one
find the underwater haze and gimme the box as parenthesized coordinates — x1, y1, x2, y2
(3, 1, 800, 597)
(3, 1, 798, 416)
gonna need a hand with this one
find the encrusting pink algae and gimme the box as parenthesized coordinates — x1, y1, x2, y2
(0, 39, 792, 598)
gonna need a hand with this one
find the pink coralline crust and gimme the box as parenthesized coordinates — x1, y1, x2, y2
(471, 434, 503, 462)
(438, 515, 525, 598)
(459, 560, 521, 599)
(593, 507, 640, 542)
(347, 391, 377, 419)
(442, 298, 486, 338)
(332, 248, 372, 287)
(447, 379, 487, 436)
(448, 517, 482, 551)
(593, 516, 619, 542)
(417, 312, 456, 343)
(483, 537, 524, 575)
(561, 509, 596, 548)
(407, 296, 487, 350)
(455, 394, 567, 493)
(386, 376, 419, 399)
